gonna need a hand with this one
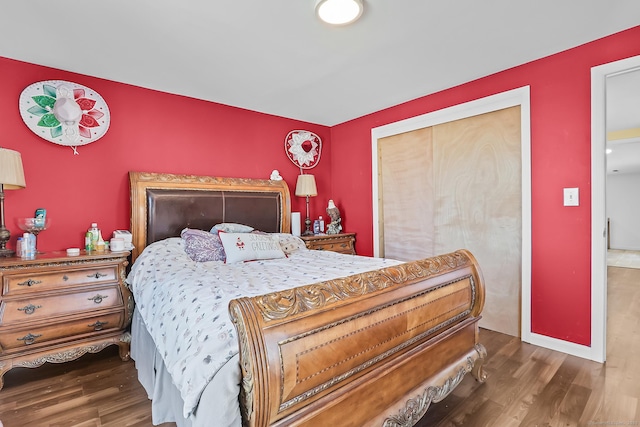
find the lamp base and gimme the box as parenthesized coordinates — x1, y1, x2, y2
(0, 248, 15, 257)
(302, 216, 314, 236)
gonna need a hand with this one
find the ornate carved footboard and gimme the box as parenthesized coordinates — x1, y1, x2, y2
(229, 249, 487, 427)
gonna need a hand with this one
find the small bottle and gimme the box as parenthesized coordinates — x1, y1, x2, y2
(89, 223, 102, 251)
(318, 216, 325, 234)
(21, 233, 29, 257)
(24, 232, 35, 258)
(85, 231, 93, 251)
(96, 234, 105, 252)
(16, 237, 23, 257)
(29, 233, 36, 256)
(313, 219, 320, 234)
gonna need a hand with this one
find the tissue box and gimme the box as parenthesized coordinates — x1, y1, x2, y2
(112, 230, 133, 247)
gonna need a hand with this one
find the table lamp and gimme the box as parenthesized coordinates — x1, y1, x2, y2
(0, 148, 26, 257)
(295, 174, 317, 236)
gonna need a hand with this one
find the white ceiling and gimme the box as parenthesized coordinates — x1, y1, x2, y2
(1, 1, 639, 128)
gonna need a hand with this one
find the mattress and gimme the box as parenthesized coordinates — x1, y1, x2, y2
(127, 236, 402, 426)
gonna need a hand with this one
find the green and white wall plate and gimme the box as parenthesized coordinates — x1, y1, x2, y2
(19, 80, 110, 154)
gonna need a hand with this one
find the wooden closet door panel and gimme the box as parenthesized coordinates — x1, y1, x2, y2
(378, 127, 434, 261)
(432, 106, 521, 336)
(377, 106, 521, 337)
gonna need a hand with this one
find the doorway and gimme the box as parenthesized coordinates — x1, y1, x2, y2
(591, 54, 640, 363)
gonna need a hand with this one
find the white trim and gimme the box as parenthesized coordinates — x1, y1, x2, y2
(590, 55, 640, 363)
(371, 86, 532, 345)
(527, 332, 595, 360)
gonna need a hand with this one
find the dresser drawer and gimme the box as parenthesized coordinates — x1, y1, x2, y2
(312, 241, 354, 254)
(300, 233, 356, 255)
(0, 311, 124, 353)
(2, 265, 118, 296)
(0, 285, 122, 325)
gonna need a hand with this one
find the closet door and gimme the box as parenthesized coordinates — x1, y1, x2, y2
(378, 127, 434, 261)
(378, 107, 521, 336)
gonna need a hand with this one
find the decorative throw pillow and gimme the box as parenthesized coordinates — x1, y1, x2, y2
(211, 223, 254, 233)
(218, 232, 286, 263)
(181, 228, 226, 262)
(273, 233, 307, 255)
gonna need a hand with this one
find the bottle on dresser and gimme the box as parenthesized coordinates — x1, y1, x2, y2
(88, 223, 104, 252)
(21, 233, 35, 258)
(16, 236, 23, 257)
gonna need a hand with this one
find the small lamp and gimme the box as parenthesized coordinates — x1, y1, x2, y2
(0, 148, 26, 257)
(315, 0, 364, 25)
(295, 174, 317, 236)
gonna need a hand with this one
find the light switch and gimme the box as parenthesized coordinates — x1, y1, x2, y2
(564, 187, 579, 206)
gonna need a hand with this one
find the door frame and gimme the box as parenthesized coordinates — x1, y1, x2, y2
(371, 86, 532, 339)
(591, 54, 640, 363)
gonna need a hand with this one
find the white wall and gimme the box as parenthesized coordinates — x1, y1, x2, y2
(607, 172, 640, 250)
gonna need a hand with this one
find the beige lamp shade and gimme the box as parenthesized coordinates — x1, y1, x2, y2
(295, 174, 317, 197)
(0, 148, 26, 189)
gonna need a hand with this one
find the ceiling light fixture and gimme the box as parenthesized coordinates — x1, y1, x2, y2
(315, 0, 363, 25)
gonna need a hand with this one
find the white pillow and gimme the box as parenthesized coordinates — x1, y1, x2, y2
(219, 232, 286, 263)
(211, 223, 254, 233)
(273, 233, 307, 255)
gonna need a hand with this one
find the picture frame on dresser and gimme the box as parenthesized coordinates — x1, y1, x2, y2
(0, 250, 133, 390)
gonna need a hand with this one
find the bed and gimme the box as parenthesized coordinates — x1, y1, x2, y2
(127, 171, 487, 427)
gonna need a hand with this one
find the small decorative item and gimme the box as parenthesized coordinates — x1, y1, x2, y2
(285, 130, 322, 169)
(270, 169, 283, 180)
(16, 216, 51, 254)
(19, 80, 111, 154)
(326, 199, 342, 234)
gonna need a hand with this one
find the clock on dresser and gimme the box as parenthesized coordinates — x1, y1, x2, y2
(0, 250, 132, 390)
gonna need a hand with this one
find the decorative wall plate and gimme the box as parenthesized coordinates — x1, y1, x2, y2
(19, 80, 110, 154)
(285, 130, 322, 169)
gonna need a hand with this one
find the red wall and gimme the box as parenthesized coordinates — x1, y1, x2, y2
(329, 25, 640, 346)
(0, 57, 331, 253)
(3, 25, 639, 347)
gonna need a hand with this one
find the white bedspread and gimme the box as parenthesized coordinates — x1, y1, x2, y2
(126, 237, 402, 420)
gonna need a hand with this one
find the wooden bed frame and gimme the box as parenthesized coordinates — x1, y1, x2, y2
(129, 171, 487, 427)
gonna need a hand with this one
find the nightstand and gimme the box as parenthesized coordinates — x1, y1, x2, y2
(0, 250, 133, 390)
(300, 233, 356, 255)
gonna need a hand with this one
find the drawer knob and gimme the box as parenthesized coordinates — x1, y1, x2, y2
(17, 278, 42, 287)
(88, 294, 108, 304)
(63, 275, 69, 281)
(88, 272, 107, 280)
(17, 333, 42, 345)
(17, 303, 42, 315)
(88, 320, 109, 331)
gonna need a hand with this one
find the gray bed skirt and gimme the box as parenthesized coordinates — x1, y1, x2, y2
(131, 309, 242, 427)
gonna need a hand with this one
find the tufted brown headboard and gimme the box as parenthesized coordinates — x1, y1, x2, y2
(129, 171, 291, 262)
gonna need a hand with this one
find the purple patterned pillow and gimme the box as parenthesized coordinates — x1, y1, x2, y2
(180, 228, 226, 262)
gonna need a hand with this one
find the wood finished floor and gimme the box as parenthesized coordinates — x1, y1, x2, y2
(1, 266, 639, 426)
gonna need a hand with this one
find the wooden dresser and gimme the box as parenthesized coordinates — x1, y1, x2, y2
(299, 233, 356, 255)
(0, 250, 133, 390)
